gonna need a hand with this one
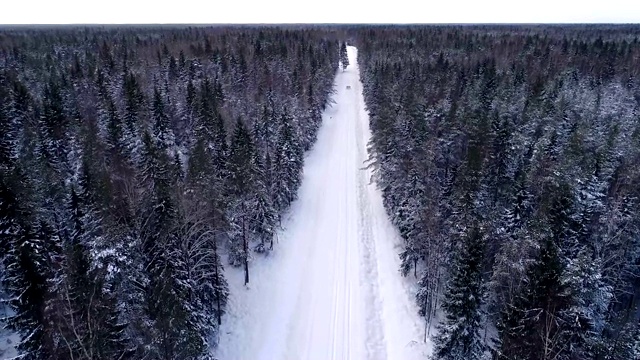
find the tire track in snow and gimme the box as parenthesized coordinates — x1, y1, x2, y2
(214, 46, 428, 360)
(351, 47, 431, 360)
(353, 52, 388, 360)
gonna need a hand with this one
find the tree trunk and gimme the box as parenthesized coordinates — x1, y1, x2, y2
(243, 205, 249, 285)
(214, 239, 222, 326)
(424, 294, 429, 342)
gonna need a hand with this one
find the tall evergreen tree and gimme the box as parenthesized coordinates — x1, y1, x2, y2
(227, 119, 257, 284)
(433, 223, 486, 360)
(250, 146, 277, 253)
(274, 110, 303, 212)
(496, 184, 575, 360)
(50, 186, 132, 360)
(0, 173, 55, 360)
(152, 86, 174, 152)
(0, 72, 12, 168)
(140, 129, 205, 359)
(340, 42, 349, 71)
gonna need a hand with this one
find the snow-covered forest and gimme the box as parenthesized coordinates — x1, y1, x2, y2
(0, 26, 337, 359)
(357, 26, 640, 359)
(2, 24, 640, 360)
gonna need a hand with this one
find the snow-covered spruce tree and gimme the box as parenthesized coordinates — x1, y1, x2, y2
(0, 172, 56, 360)
(495, 232, 567, 360)
(103, 95, 128, 161)
(39, 80, 70, 170)
(197, 77, 228, 182)
(35, 80, 71, 217)
(227, 119, 257, 284)
(122, 71, 144, 134)
(432, 223, 486, 360)
(250, 145, 278, 253)
(190, 78, 229, 225)
(48, 185, 132, 360)
(273, 109, 303, 213)
(340, 41, 349, 71)
(496, 182, 575, 360)
(592, 195, 640, 359)
(0, 71, 13, 168)
(487, 167, 534, 319)
(1, 79, 61, 358)
(183, 132, 230, 331)
(152, 86, 175, 153)
(173, 184, 229, 343)
(553, 175, 612, 358)
(144, 129, 206, 359)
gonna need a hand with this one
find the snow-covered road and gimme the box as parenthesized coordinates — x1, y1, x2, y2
(214, 46, 430, 360)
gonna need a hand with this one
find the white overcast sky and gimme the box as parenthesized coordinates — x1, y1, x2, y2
(1, 0, 639, 24)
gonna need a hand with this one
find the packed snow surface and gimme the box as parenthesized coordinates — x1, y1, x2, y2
(214, 46, 430, 360)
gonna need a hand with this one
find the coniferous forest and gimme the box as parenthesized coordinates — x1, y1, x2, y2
(1, 24, 640, 360)
(0, 26, 337, 359)
(357, 26, 640, 359)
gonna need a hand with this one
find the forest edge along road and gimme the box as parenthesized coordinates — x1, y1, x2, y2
(214, 46, 430, 360)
